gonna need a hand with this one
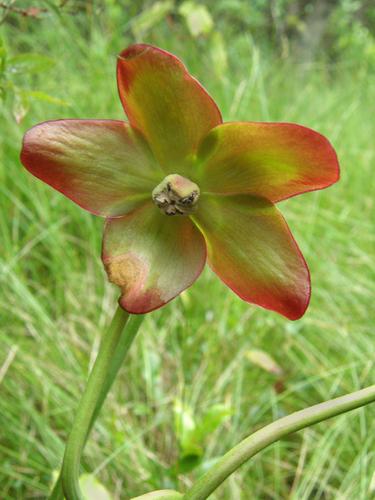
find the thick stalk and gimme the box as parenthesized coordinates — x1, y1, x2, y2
(50, 307, 143, 500)
(183, 385, 375, 500)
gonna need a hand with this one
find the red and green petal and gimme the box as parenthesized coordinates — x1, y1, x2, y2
(21, 119, 163, 217)
(197, 122, 339, 202)
(193, 194, 310, 320)
(117, 44, 222, 171)
(102, 203, 207, 314)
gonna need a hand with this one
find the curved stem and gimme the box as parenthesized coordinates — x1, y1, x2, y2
(183, 385, 375, 500)
(50, 306, 143, 500)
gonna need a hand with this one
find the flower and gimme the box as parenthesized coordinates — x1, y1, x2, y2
(20, 44, 339, 320)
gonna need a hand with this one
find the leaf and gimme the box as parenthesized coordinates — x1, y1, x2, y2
(131, 490, 182, 499)
(8, 53, 55, 75)
(174, 400, 231, 465)
(177, 454, 202, 473)
(131, 1, 174, 39)
(210, 32, 228, 78)
(179, 1, 214, 37)
(0, 38, 7, 75)
(22, 90, 68, 106)
(195, 404, 232, 441)
(12, 88, 67, 123)
(174, 400, 196, 437)
(80, 474, 112, 500)
(370, 470, 375, 493)
(13, 87, 29, 124)
(246, 349, 284, 376)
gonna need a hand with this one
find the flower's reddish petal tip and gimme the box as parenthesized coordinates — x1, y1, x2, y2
(274, 126, 341, 201)
(332, 149, 341, 184)
(118, 293, 169, 315)
(312, 130, 341, 187)
(118, 44, 183, 71)
(118, 44, 149, 60)
(20, 122, 53, 179)
(235, 223, 311, 321)
(118, 44, 176, 63)
(20, 136, 30, 172)
(20, 122, 49, 173)
(20, 122, 43, 168)
(283, 278, 311, 321)
(282, 244, 311, 321)
(118, 293, 161, 315)
(216, 265, 311, 320)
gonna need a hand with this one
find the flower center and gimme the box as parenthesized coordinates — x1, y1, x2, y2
(152, 174, 200, 216)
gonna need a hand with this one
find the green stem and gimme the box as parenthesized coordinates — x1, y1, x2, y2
(50, 306, 143, 500)
(183, 385, 375, 500)
(89, 313, 144, 433)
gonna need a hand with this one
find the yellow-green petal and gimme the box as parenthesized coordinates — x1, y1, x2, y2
(197, 122, 339, 201)
(117, 44, 222, 171)
(193, 194, 310, 320)
(21, 119, 163, 217)
(102, 202, 207, 314)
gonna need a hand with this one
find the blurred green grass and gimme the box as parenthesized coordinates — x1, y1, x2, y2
(0, 3, 374, 499)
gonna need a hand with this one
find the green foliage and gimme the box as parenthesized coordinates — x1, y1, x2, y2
(329, 1, 375, 66)
(179, 2, 214, 37)
(174, 400, 232, 472)
(80, 473, 112, 500)
(0, 1, 374, 499)
(0, 37, 67, 122)
(132, 1, 174, 40)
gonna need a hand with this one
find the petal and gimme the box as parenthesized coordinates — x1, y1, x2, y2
(21, 119, 163, 217)
(193, 194, 310, 320)
(102, 203, 207, 314)
(197, 122, 339, 202)
(117, 44, 222, 170)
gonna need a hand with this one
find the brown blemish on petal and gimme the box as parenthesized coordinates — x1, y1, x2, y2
(104, 252, 164, 313)
(104, 253, 148, 294)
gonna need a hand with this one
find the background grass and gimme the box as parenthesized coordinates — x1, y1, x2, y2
(0, 2, 374, 499)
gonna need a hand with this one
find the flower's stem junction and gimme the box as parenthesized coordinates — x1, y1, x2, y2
(152, 174, 200, 216)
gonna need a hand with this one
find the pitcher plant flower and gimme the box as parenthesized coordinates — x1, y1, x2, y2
(20, 44, 339, 320)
